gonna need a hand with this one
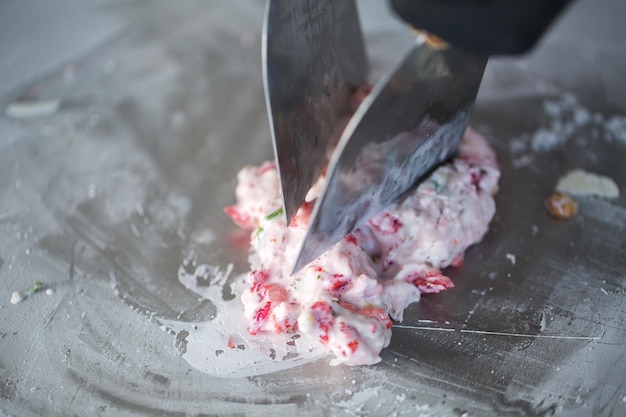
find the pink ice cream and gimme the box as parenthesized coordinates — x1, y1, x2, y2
(225, 127, 499, 366)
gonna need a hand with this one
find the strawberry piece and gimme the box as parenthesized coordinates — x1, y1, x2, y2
(310, 301, 334, 344)
(248, 302, 272, 335)
(371, 213, 403, 234)
(328, 273, 350, 293)
(413, 272, 455, 293)
(224, 205, 251, 229)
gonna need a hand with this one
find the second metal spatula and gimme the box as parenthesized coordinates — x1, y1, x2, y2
(263, 0, 487, 274)
(293, 35, 487, 272)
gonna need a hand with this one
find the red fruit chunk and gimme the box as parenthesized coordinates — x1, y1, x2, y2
(248, 302, 272, 335)
(310, 301, 334, 344)
(224, 205, 251, 229)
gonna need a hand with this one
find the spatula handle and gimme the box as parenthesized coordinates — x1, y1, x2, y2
(390, 0, 573, 55)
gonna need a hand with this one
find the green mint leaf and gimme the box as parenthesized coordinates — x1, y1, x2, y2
(264, 207, 284, 221)
(22, 279, 45, 296)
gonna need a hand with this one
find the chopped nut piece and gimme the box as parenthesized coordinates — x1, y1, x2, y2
(546, 192, 578, 219)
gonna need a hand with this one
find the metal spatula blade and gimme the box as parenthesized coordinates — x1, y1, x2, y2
(263, 0, 368, 224)
(292, 36, 487, 273)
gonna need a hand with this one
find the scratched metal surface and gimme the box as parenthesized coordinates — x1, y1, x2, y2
(0, 1, 625, 416)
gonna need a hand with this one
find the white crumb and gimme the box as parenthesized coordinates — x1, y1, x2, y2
(505, 253, 516, 265)
(511, 93, 626, 161)
(10, 291, 23, 304)
(606, 116, 626, 144)
(573, 107, 591, 126)
(531, 128, 561, 152)
(531, 225, 539, 236)
(6, 99, 60, 119)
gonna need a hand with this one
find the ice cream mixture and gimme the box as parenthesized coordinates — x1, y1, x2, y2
(225, 127, 500, 366)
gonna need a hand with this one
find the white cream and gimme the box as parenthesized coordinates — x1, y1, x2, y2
(556, 168, 620, 199)
(226, 127, 500, 366)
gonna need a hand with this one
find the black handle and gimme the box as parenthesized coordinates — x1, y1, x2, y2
(390, 0, 573, 55)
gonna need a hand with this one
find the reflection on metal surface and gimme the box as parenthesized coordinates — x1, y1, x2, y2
(394, 325, 604, 340)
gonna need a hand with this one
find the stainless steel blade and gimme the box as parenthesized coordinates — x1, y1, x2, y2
(263, 0, 368, 224)
(293, 36, 487, 273)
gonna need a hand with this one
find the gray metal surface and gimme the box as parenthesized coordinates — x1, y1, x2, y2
(0, 0, 624, 416)
(294, 38, 486, 272)
(264, 0, 367, 224)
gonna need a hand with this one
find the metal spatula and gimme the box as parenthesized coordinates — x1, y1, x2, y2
(263, 0, 368, 225)
(292, 34, 487, 273)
